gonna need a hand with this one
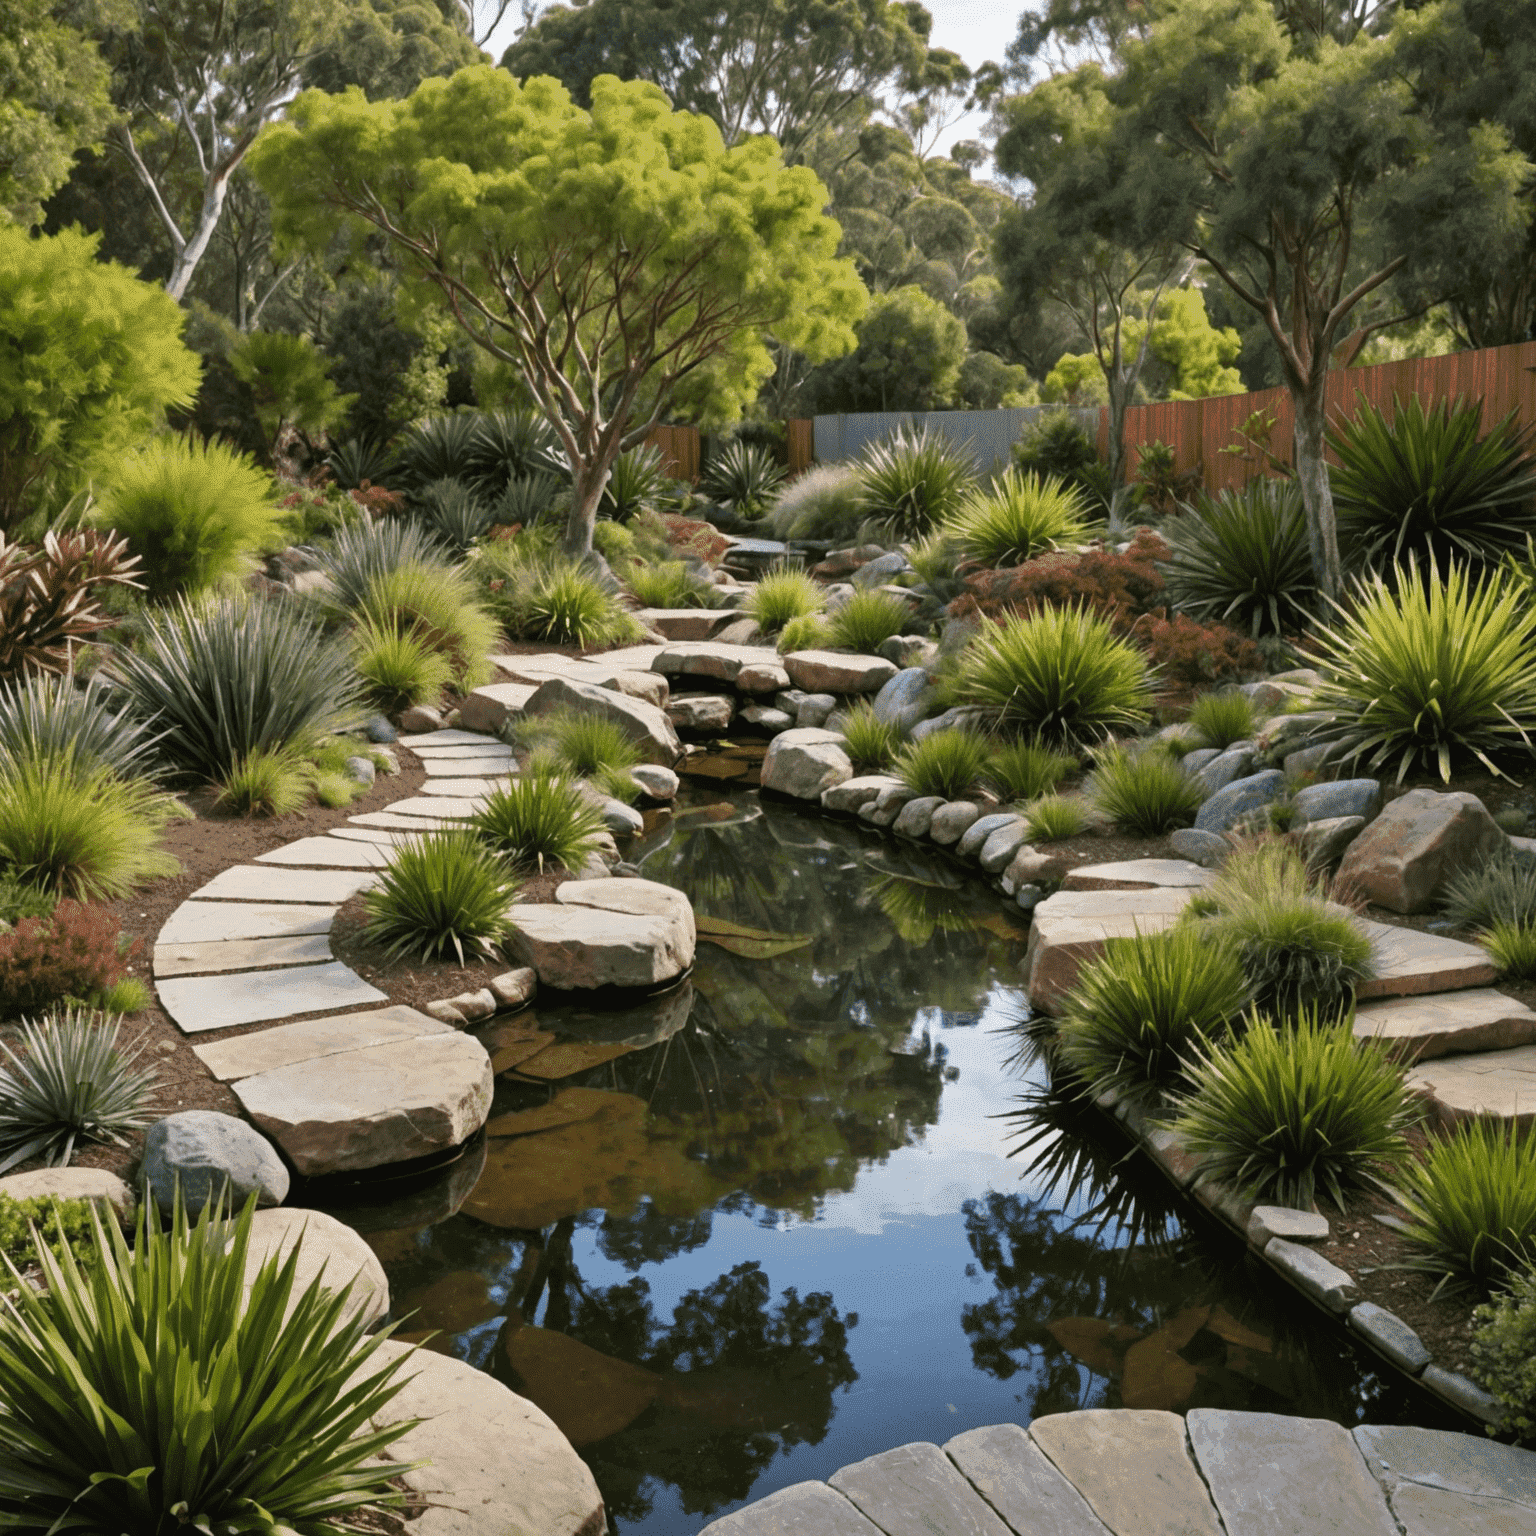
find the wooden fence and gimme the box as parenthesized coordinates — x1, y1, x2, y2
(644, 423, 701, 483)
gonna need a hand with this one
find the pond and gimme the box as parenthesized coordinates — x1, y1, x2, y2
(316, 785, 1460, 1535)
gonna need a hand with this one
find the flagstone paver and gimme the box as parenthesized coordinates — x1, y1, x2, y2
(1353, 989, 1536, 1060)
(194, 1005, 454, 1081)
(191, 866, 378, 904)
(382, 796, 484, 819)
(420, 757, 517, 778)
(419, 777, 507, 797)
(396, 728, 495, 746)
(347, 811, 465, 831)
(153, 933, 336, 977)
(255, 837, 391, 869)
(328, 825, 418, 845)
(159, 900, 337, 944)
(157, 962, 388, 1033)
(1062, 859, 1212, 891)
(1357, 920, 1498, 998)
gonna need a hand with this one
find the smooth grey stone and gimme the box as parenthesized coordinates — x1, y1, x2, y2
(1348, 1302, 1431, 1375)
(742, 704, 794, 732)
(795, 692, 838, 729)
(364, 715, 398, 743)
(850, 551, 910, 589)
(871, 667, 935, 731)
(1294, 814, 1366, 867)
(1194, 744, 1257, 798)
(1247, 1205, 1329, 1245)
(1420, 1365, 1504, 1425)
(1285, 740, 1350, 776)
(1195, 770, 1286, 834)
(879, 634, 938, 668)
(1294, 777, 1382, 826)
(862, 784, 918, 827)
(698, 1480, 881, 1536)
(1170, 827, 1231, 867)
(142, 1110, 289, 1214)
(978, 820, 1030, 873)
(929, 801, 981, 845)
(1181, 747, 1221, 778)
(343, 754, 376, 786)
(892, 795, 945, 839)
(1353, 1423, 1536, 1509)
(630, 764, 679, 800)
(1016, 883, 1046, 911)
(910, 704, 990, 742)
(600, 799, 644, 836)
(957, 812, 1019, 860)
(1264, 1236, 1358, 1313)
(944, 1424, 1110, 1536)
(831, 1441, 1013, 1536)
(775, 689, 809, 714)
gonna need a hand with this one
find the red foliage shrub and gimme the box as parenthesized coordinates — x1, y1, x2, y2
(1131, 612, 1265, 687)
(349, 483, 405, 518)
(949, 530, 1170, 628)
(654, 513, 731, 566)
(0, 901, 139, 1016)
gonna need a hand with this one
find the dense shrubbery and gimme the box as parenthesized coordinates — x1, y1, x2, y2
(0, 901, 140, 1018)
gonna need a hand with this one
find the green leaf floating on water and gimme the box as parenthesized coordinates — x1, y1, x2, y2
(695, 913, 813, 958)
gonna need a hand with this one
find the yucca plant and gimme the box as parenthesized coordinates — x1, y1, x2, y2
(1441, 850, 1536, 933)
(748, 563, 826, 635)
(1330, 393, 1536, 575)
(1023, 793, 1090, 842)
(985, 739, 1076, 803)
(213, 746, 313, 818)
(1187, 689, 1256, 750)
(351, 618, 455, 716)
(0, 672, 160, 781)
(467, 407, 562, 494)
(326, 435, 398, 491)
(840, 700, 903, 772)
(0, 1192, 421, 1532)
(1484, 920, 1536, 980)
(1056, 924, 1251, 1110)
(1398, 1118, 1536, 1295)
(494, 471, 564, 527)
(1091, 746, 1203, 835)
(0, 1008, 159, 1172)
(949, 604, 1154, 748)
(946, 469, 1093, 568)
(109, 595, 364, 784)
(473, 773, 606, 875)
(545, 711, 642, 776)
(600, 444, 671, 522)
(701, 440, 786, 516)
(1307, 558, 1536, 782)
(362, 829, 517, 964)
(891, 729, 990, 800)
(315, 516, 450, 613)
(626, 559, 714, 609)
(1161, 481, 1316, 638)
(1172, 1006, 1418, 1211)
(857, 426, 976, 541)
(767, 463, 864, 542)
(828, 590, 911, 654)
(396, 410, 483, 487)
(411, 477, 494, 557)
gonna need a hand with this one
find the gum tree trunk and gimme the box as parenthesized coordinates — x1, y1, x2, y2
(1291, 375, 1342, 604)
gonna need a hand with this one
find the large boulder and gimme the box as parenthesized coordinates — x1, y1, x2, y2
(142, 1110, 289, 1214)
(507, 879, 695, 990)
(523, 676, 682, 766)
(1192, 745, 1257, 799)
(665, 693, 735, 732)
(1336, 789, 1507, 914)
(871, 667, 937, 731)
(1194, 770, 1285, 834)
(760, 727, 853, 800)
(1293, 778, 1382, 826)
(458, 682, 537, 734)
(783, 650, 899, 694)
(243, 1207, 389, 1328)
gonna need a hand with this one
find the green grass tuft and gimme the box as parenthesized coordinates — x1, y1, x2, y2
(985, 740, 1076, 803)
(1187, 690, 1255, 750)
(748, 564, 826, 635)
(891, 729, 989, 800)
(1091, 746, 1203, 835)
(827, 590, 911, 654)
(362, 830, 516, 964)
(839, 701, 904, 772)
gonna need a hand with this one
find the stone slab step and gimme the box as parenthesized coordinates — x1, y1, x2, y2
(255, 837, 391, 869)
(329, 826, 417, 846)
(420, 756, 516, 778)
(153, 933, 335, 977)
(698, 1481, 881, 1536)
(347, 811, 464, 832)
(158, 961, 387, 1033)
(829, 1441, 1013, 1536)
(653, 641, 781, 682)
(636, 608, 742, 642)
(1409, 1044, 1536, 1131)
(409, 742, 515, 760)
(158, 900, 337, 945)
(419, 777, 508, 796)
(193, 1004, 452, 1081)
(191, 865, 378, 904)
(1357, 920, 1497, 999)
(381, 796, 482, 819)
(1353, 988, 1536, 1061)
(1062, 858, 1212, 891)
(458, 681, 539, 733)
(1353, 1424, 1536, 1529)
(396, 728, 497, 747)
(943, 1424, 1108, 1536)
(592, 644, 668, 672)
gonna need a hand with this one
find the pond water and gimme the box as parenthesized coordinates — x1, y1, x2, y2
(319, 786, 1458, 1535)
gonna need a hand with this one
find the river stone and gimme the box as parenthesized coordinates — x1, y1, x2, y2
(630, 764, 679, 800)
(666, 692, 735, 732)
(761, 728, 853, 800)
(0, 1167, 134, 1221)
(1256, 709, 1334, 755)
(1193, 744, 1257, 798)
(849, 551, 909, 589)
(870, 668, 935, 731)
(928, 801, 981, 845)
(1180, 747, 1221, 779)
(957, 812, 1020, 860)
(143, 1111, 289, 1214)
(978, 819, 1031, 873)
(1029, 1409, 1223, 1536)
(365, 1339, 608, 1536)
(892, 795, 945, 839)
(861, 783, 918, 827)
(829, 1441, 1014, 1536)
(911, 705, 991, 742)
(1348, 1303, 1432, 1376)
(699, 1481, 880, 1536)
(524, 676, 682, 767)
(1247, 1206, 1329, 1245)
(944, 1424, 1109, 1536)
(879, 634, 938, 669)
(343, 754, 375, 786)
(741, 703, 795, 732)
(737, 660, 791, 694)
(1003, 847, 1073, 892)
(1186, 1409, 1398, 1536)
(1194, 770, 1285, 833)
(1292, 815, 1366, 868)
(244, 1208, 389, 1329)
(365, 714, 398, 742)
(795, 692, 838, 729)
(1336, 788, 1507, 913)
(783, 650, 899, 694)
(822, 774, 902, 813)
(1294, 778, 1383, 826)
(397, 704, 443, 733)
(1025, 888, 1196, 1014)
(599, 798, 644, 836)
(234, 1032, 493, 1176)
(1265, 1237, 1358, 1312)
(457, 682, 538, 733)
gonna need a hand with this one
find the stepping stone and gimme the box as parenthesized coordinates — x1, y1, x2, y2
(1356, 920, 1497, 999)
(1409, 1045, 1536, 1131)
(157, 961, 387, 1033)
(383, 796, 482, 819)
(1353, 988, 1536, 1061)
(458, 681, 539, 733)
(698, 1481, 881, 1536)
(635, 608, 742, 642)
(153, 932, 335, 977)
(191, 866, 377, 904)
(348, 811, 465, 832)
(396, 728, 497, 747)
(409, 742, 515, 760)
(1354, 1424, 1536, 1531)
(1063, 858, 1212, 892)
(783, 649, 899, 695)
(420, 756, 516, 777)
(419, 777, 507, 796)
(233, 1029, 494, 1175)
(159, 900, 336, 944)
(1024, 888, 1197, 1015)
(509, 879, 695, 990)
(652, 641, 780, 682)
(944, 1424, 1109, 1536)
(829, 1442, 1013, 1536)
(329, 826, 416, 845)
(591, 644, 668, 672)
(255, 837, 390, 869)
(193, 1004, 452, 1081)
(1187, 1409, 1397, 1536)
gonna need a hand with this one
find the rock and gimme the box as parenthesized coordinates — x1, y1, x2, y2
(425, 1000, 467, 1026)
(0, 1167, 134, 1221)
(829, 1442, 1014, 1536)
(507, 879, 696, 990)
(1025, 888, 1196, 1013)
(1284, 740, 1350, 776)
(698, 1482, 874, 1536)
(1247, 1206, 1329, 1246)
(1193, 745, 1257, 798)
(1180, 748, 1221, 779)
(712, 617, 764, 646)
(849, 551, 910, 588)
(910, 704, 991, 742)
(1170, 828, 1232, 867)
(1293, 778, 1382, 826)
(761, 727, 854, 800)
(652, 640, 771, 683)
(524, 676, 682, 767)
(783, 650, 899, 695)
(601, 670, 669, 709)
(1063, 858, 1211, 892)
(794, 692, 838, 729)
(878, 633, 938, 669)
(1359, 919, 1497, 1000)
(489, 967, 537, 1008)
(373, 748, 400, 775)
(600, 798, 644, 836)
(343, 754, 375, 786)
(928, 801, 981, 845)
(634, 608, 738, 642)
(1353, 987, 1536, 1060)
(630, 764, 679, 800)
(861, 783, 918, 827)
(666, 692, 735, 732)
(870, 667, 936, 732)
(1264, 1237, 1358, 1312)
(142, 1111, 290, 1215)
(1016, 885, 1046, 912)
(1292, 814, 1366, 868)
(1421, 1365, 1504, 1425)
(812, 542, 887, 579)
(364, 715, 398, 743)
(737, 660, 790, 694)
(1247, 678, 1316, 713)
(892, 795, 945, 839)
(1347, 1303, 1431, 1376)
(821, 774, 902, 814)
(958, 812, 1021, 860)
(1002, 846, 1072, 890)
(456, 682, 537, 734)
(979, 820, 1031, 874)
(1353, 1424, 1536, 1512)
(1255, 709, 1333, 755)
(397, 704, 444, 734)
(1335, 788, 1507, 914)
(244, 1207, 389, 1329)
(741, 703, 794, 732)
(1194, 770, 1285, 834)
(442, 987, 497, 1023)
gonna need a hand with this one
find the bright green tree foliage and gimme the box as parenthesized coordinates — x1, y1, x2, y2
(801, 284, 967, 412)
(229, 330, 355, 457)
(305, 0, 483, 98)
(0, 225, 200, 530)
(252, 67, 865, 556)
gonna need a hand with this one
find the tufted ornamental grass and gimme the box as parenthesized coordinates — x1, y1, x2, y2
(891, 729, 990, 800)
(356, 562, 497, 691)
(351, 618, 455, 716)
(1056, 924, 1252, 1111)
(520, 560, 644, 648)
(1023, 794, 1090, 843)
(1441, 850, 1536, 934)
(542, 711, 641, 777)
(362, 829, 517, 965)
(840, 700, 903, 773)
(212, 746, 313, 818)
(625, 558, 715, 610)
(856, 425, 976, 541)
(827, 590, 911, 654)
(1091, 746, 1203, 836)
(472, 773, 606, 876)
(945, 469, 1094, 568)
(1187, 689, 1255, 751)
(1483, 920, 1536, 981)
(984, 739, 1076, 804)
(1171, 1005, 1419, 1212)
(748, 563, 825, 635)
(1398, 1118, 1536, 1296)
(949, 605, 1153, 749)
(0, 672, 160, 784)
(1307, 558, 1536, 783)
(316, 516, 450, 613)
(776, 612, 833, 655)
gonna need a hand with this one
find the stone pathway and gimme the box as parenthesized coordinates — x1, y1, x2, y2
(699, 1409, 1536, 1535)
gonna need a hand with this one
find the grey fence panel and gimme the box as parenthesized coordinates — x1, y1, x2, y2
(812, 407, 1102, 472)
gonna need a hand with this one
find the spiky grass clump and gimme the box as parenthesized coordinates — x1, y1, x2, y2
(479, 551, 643, 648)
(213, 747, 312, 818)
(1484, 921, 1536, 980)
(316, 517, 450, 612)
(946, 469, 1093, 567)
(625, 559, 714, 609)
(351, 619, 455, 716)
(1398, 1119, 1536, 1295)
(1172, 1006, 1418, 1211)
(361, 830, 516, 964)
(1188, 690, 1256, 750)
(1023, 794, 1090, 842)
(356, 562, 496, 691)
(473, 773, 607, 875)
(748, 563, 826, 635)
(856, 425, 976, 541)
(1091, 747, 1203, 835)
(0, 673, 160, 783)
(776, 613, 834, 654)
(949, 605, 1153, 748)
(891, 729, 990, 800)
(985, 739, 1076, 803)
(1441, 850, 1536, 934)
(1056, 924, 1251, 1110)
(840, 700, 903, 772)
(0, 1008, 159, 1172)
(542, 712, 641, 777)
(827, 591, 911, 654)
